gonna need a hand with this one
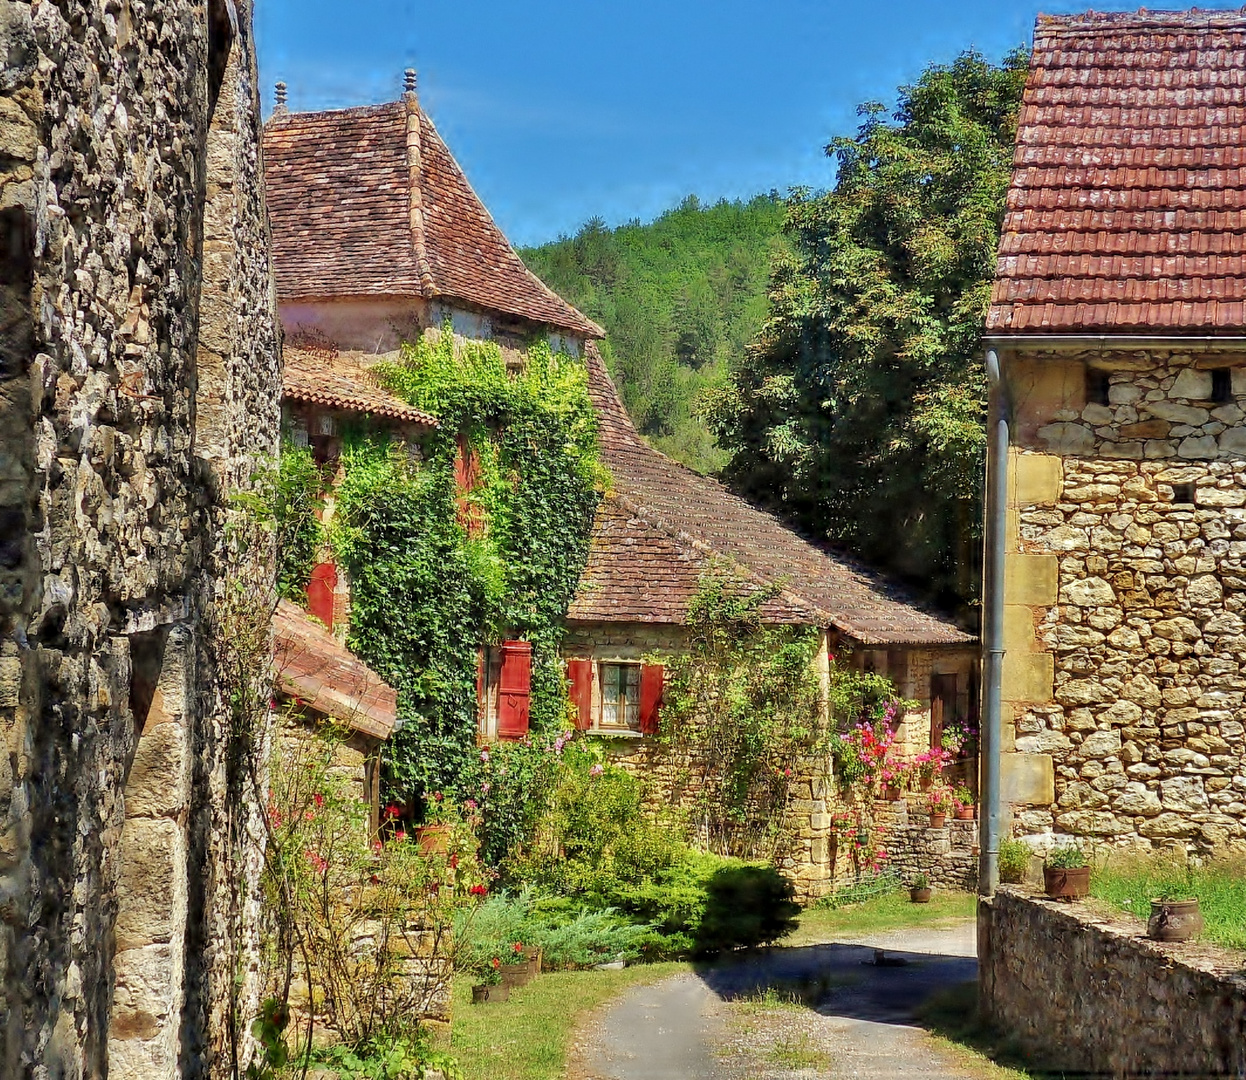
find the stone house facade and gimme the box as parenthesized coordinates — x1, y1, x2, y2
(0, 0, 283, 1077)
(262, 77, 977, 898)
(984, 11, 1246, 854)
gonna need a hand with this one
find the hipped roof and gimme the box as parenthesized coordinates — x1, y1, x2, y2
(569, 346, 974, 647)
(263, 98, 604, 338)
(988, 9, 1246, 336)
(283, 345, 438, 426)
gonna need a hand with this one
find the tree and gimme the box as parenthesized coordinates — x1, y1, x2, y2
(705, 50, 1028, 613)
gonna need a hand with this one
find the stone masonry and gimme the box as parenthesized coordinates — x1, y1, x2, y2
(1001, 350, 1246, 853)
(0, 2, 281, 1077)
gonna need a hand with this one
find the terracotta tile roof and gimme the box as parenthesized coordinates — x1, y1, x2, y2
(263, 98, 604, 338)
(570, 346, 973, 646)
(988, 9, 1246, 336)
(283, 344, 438, 426)
(273, 600, 399, 741)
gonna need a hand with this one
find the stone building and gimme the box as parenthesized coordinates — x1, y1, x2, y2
(984, 10, 1246, 853)
(262, 76, 977, 896)
(0, 1, 282, 1076)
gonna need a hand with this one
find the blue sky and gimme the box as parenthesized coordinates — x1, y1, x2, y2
(256, 1, 1245, 248)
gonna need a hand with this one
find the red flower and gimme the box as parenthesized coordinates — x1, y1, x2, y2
(313, 793, 324, 809)
(449, 855, 460, 869)
(383, 804, 402, 820)
(469, 884, 488, 897)
(512, 941, 523, 954)
(491, 957, 501, 969)
(394, 829, 407, 843)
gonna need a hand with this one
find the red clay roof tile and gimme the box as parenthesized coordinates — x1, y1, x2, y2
(263, 98, 603, 338)
(988, 10, 1246, 335)
(283, 344, 438, 426)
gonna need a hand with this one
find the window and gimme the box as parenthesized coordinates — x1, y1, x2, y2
(1212, 368, 1233, 404)
(1172, 482, 1195, 505)
(1086, 367, 1111, 406)
(600, 662, 641, 732)
(477, 641, 532, 741)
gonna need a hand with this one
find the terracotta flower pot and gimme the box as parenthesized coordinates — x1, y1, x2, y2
(910, 887, 932, 903)
(955, 807, 975, 821)
(416, 823, 451, 855)
(1043, 865, 1089, 900)
(471, 982, 510, 1004)
(928, 813, 947, 828)
(882, 786, 902, 802)
(1147, 898, 1203, 942)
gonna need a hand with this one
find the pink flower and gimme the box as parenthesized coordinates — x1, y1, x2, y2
(394, 829, 407, 842)
(372, 840, 383, 854)
(480, 749, 490, 763)
(481, 782, 491, 794)
(589, 764, 604, 777)
(465, 798, 478, 810)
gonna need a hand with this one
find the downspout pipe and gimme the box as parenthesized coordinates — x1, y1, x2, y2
(980, 348, 1008, 897)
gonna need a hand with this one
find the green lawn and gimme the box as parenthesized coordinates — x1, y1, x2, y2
(449, 963, 688, 1080)
(784, 888, 977, 946)
(1090, 857, 1246, 950)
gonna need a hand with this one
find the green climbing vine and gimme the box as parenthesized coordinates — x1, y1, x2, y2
(273, 442, 326, 600)
(330, 328, 604, 864)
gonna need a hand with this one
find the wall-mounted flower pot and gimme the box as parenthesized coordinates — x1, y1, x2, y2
(1147, 898, 1203, 942)
(1043, 865, 1089, 900)
(955, 807, 975, 821)
(416, 824, 451, 855)
(910, 887, 932, 903)
(928, 813, 947, 829)
(471, 982, 510, 1004)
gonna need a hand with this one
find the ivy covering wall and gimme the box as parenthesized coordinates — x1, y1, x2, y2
(329, 330, 604, 861)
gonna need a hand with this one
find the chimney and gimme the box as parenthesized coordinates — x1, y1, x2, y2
(404, 68, 417, 97)
(274, 81, 288, 116)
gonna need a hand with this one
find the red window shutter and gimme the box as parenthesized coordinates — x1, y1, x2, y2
(454, 436, 484, 537)
(497, 640, 532, 741)
(567, 658, 593, 730)
(639, 663, 664, 735)
(307, 562, 337, 631)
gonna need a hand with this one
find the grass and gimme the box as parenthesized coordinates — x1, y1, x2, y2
(784, 887, 977, 946)
(918, 981, 1053, 1079)
(1090, 855, 1246, 950)
(768, 1033, 831, 1070)
(449, 962, 687, 1080)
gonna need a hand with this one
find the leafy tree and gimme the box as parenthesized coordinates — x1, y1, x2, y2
(705, 50, 1028, 611)
(522, 194, 786, 474)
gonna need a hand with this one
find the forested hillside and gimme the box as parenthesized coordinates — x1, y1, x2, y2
(521, 195, 785, 474)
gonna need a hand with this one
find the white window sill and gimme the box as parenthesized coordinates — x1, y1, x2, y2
(588, 728, 645, 739)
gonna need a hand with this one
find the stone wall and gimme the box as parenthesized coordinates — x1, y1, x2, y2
(0, 1, 281, 1076)
(1002, 349, 1246, 853)
(869, 797, 977, 891)
(979, 886, 1246, 1076)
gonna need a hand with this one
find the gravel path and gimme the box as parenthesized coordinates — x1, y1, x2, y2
(570, 923, 980, 1080)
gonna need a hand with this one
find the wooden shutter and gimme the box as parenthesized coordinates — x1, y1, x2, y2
(307, 561, 337, 631)
(930, 673, 957, 751)
(638, 663, 664, 735)
(454, 435, 484, 536)
(497, 640, 532, 741)
(567, 658, 593, 730)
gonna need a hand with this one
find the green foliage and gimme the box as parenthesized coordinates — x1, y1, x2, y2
(1091, 856, 1246, 949)
(706, 50, 1029, 609)
(659, 564, 826, 858)
(694, 864, 799, 954)
(244, 999, 290, 1080)
(998, 838, 1030, 884)
(331, 330, 602, 864)
(1046, 845, 1087, 870)
(273, 441, 326, 601)
(522, 195, 787, 474)
(312, 1034, 463, 1080)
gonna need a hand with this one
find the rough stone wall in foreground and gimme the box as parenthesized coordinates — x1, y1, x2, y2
(0, 1, 280, 1076)
(979, 887, 1246, 1076)
(1002, 351, 1246, 853)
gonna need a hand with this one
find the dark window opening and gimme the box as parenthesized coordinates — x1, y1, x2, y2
(128, 626, 169, 735)
(207, 0, 236, 120)
(1086, 368, 1111, 407)
(1212, 368, 1232, 404)
(1172, 482, 1195, 505)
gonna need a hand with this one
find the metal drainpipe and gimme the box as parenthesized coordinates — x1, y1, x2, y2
(980, 347, 1008, 897)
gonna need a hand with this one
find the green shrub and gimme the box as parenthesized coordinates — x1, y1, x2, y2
(693, 864, 799, 955)
(998, 839, 1030, 884)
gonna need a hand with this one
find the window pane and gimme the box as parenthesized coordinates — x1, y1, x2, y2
(623, 665, 640, 729)
(601, 664, 619, 727)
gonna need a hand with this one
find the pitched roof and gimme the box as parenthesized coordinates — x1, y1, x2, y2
(987, 9, 1246, 336)
(569, 346, 973, 646)
(283, 344, 438, 426)
(263, 97, 604, 338)
(273, 600, 400, 741)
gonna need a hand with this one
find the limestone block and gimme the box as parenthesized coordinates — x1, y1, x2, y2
(1170, 368, 1213, 401)
(1038, 422, 1095, 455)
(1139, 812, 1201, 839)
(1004, 554, 1058, 606)
(1194, 486, 1246, 506)
(1114, 782, 1162, 816)
(1055, 680, 1114, 707)
(1011, 452, 1062, 507)
(1178, 435, 1218, 459)
(1122, 674, 1162, 708)
(1077, 729, 1122, 759)
(1042, 525, 1090, 551)
(1218, 427, 1246, 455)
(1061, 578, 1115, 607)
(1001, 752, 1055, 806)
(1186, 575, 1224, 606)
(109, 943, 180, 1073)
(1004, 604, 1037, 648)
(1055, 810, 1130, 835)
(124, 719, 188, 818)
(1002, 650, 1054, 704)
(1148, 401, 1210, 425)
(1159, 776, 1209, 812)
(0, 657, 19, 707)
(114, 817, 183, 951)
(1100, 700, 1142, 725)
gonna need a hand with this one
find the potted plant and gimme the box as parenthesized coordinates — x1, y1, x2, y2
(499, 940, 537, 988)
(415, 791, 452, 854)
(953, 786, 975, 821)
(471, 957, 510, 1004)
(1147, 866, 1204, 942)
(926, 784, 953, 828)
(1043, 845, 1089, 899)
(909, 873, 932, 903)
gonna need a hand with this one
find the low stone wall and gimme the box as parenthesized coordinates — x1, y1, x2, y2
(979, 886, 1246, 1076)
(873, 798, 978, 891)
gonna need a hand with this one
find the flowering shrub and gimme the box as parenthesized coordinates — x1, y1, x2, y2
(261, 722, 490, 1053)
(925, 783, 954, 817)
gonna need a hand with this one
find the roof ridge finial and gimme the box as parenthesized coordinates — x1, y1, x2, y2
(404, 68, 417, 96)
(274, 81, 288, 116)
